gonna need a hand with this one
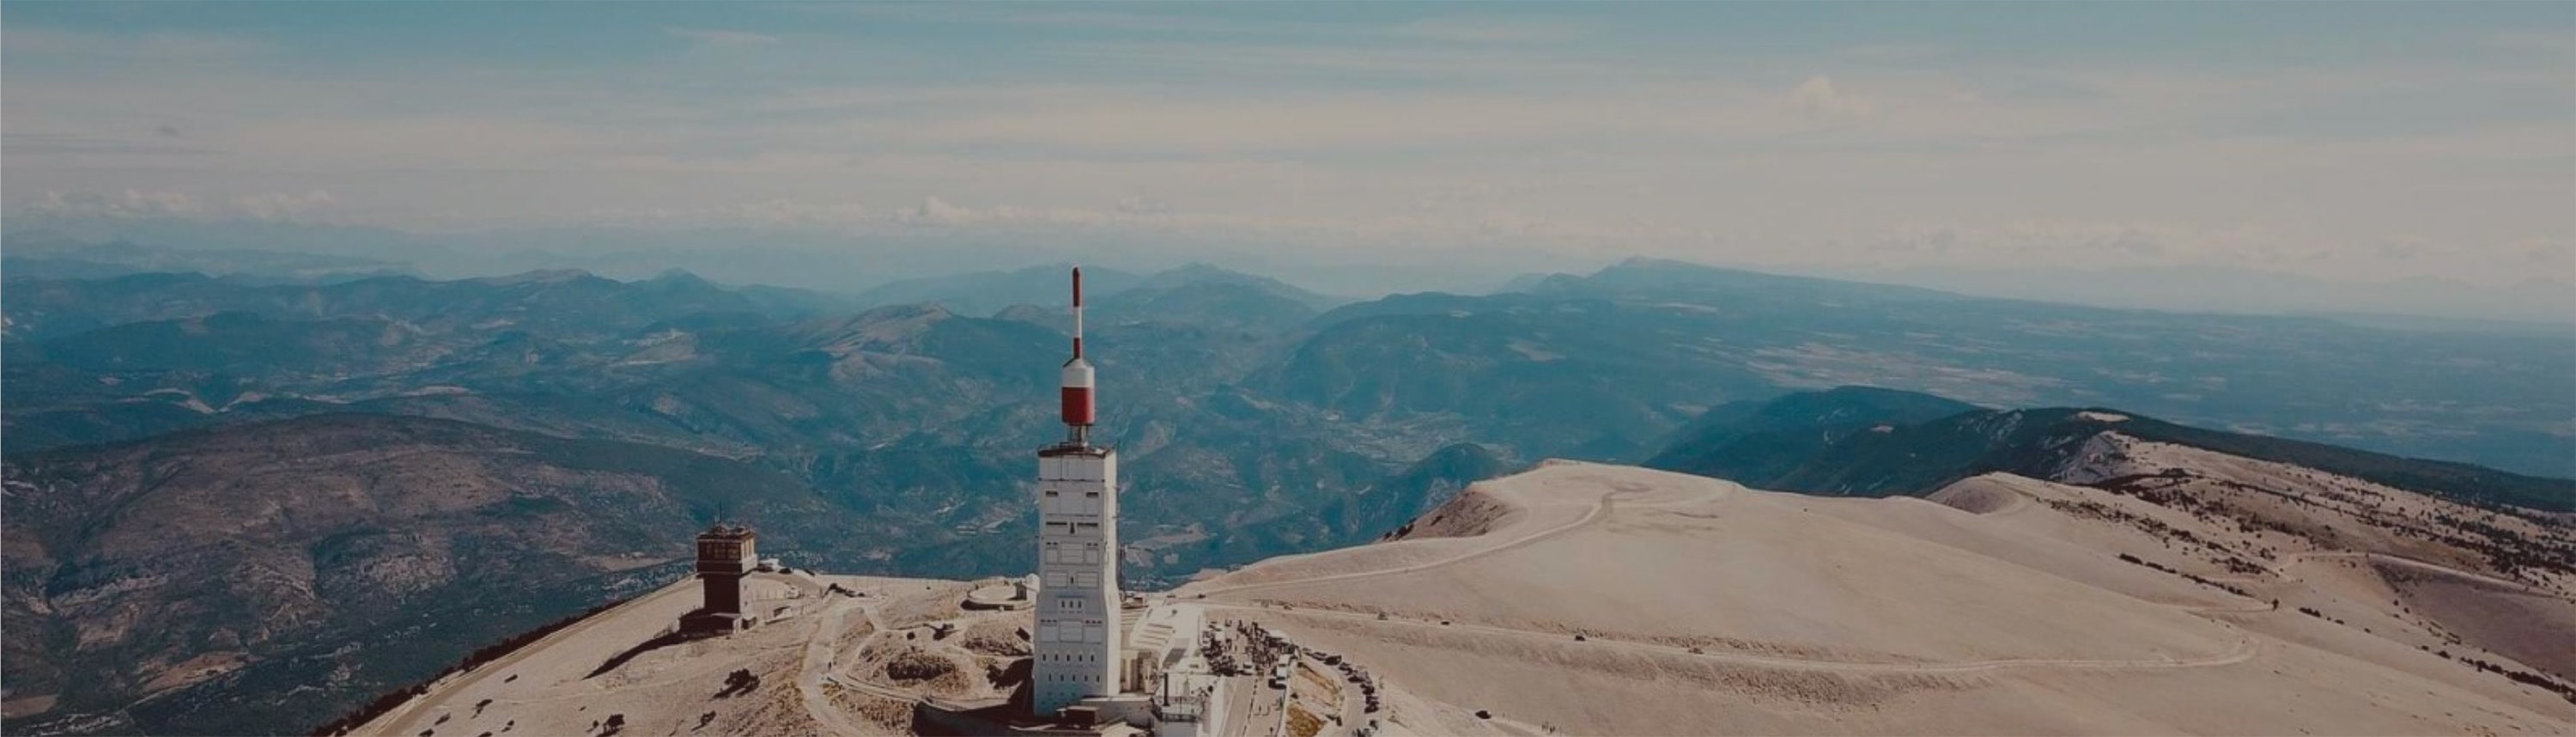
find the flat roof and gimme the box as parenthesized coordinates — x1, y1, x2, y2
(698, 524, 758, 539)
(1039, 443, 1116, 459)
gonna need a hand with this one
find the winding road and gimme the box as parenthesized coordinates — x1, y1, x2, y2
(795, 597, 877, 735)
(1197, 476, 1734, 600)
(1207, 602, 2259, 676)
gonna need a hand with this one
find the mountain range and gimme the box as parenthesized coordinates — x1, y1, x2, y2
(3, 255, 2572, 734)
(1645, 386, 2576, 514)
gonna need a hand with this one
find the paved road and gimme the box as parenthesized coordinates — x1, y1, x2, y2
(1327, 656, 1365, 737)
(1198, 492, 1633, 600)
(1203, 621, 1288, 737)
(1197, 478, 1736, 601)
(1233, 675, 1291, 737)
(1207, 603, 2259, 675)
(1285, 653, 1364, 737)
(751, 570, 829, 598)
(2275, 550, 2540, 591)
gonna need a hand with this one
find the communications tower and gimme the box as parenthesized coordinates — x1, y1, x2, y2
(1033, 267, 1121, 716)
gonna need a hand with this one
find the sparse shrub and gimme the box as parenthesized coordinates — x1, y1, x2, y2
(886, 649, 957, 682)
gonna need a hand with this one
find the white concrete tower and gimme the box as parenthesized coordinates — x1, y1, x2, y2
(1034, 267, 1121, 716)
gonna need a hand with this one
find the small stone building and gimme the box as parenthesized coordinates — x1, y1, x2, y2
(680, 524, 758, 635)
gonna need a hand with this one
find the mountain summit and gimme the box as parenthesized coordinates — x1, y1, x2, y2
(331, 453, 2573, 736)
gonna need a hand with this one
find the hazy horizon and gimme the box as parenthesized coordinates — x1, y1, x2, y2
(10, 213, 2576, 328)
(6, 3, 2573, 320)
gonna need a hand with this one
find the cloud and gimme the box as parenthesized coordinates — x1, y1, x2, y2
(1785, 75, 1878, 124)
(2509, 236, 2573, 265)
(579, 198, 872, 228)
(234, 190, 340, 221)
(1857, 221, 2340, 272)
(894, 196, 970, 226)
(2372, 237, 2440, 261)
(1112, 196, 1172, 215)
(18, 188, 342, 222)
(665, 27, 780, 46)
(836, 89, 1745, 154)
(24, 189, 206, 218)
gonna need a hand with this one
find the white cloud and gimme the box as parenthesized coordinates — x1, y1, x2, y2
(1784, 75, 1878, 125)
(20, 188, 345, 222)
(894, 196, 971, 226)
(574, 198, 872, 228)
(1846, 220, 2410, 276)
(2508, 236, 2574, 266)
(234, 190, 340, 221)
(1112, 196, 1172, 215)
(26, 189, 206, 218)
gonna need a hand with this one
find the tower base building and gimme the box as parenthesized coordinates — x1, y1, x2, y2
(1033, 443, 1121, 715)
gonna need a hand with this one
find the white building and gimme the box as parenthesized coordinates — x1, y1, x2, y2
(1035, 267, 1122, 716)
(1137, 605, 1216, 737)
(1036, 444, 1120, 713)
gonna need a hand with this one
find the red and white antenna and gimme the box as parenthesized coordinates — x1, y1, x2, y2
(1060, 267, 1096, 441)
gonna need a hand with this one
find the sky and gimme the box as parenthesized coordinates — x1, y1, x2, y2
(5, 2, 2573, 292)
